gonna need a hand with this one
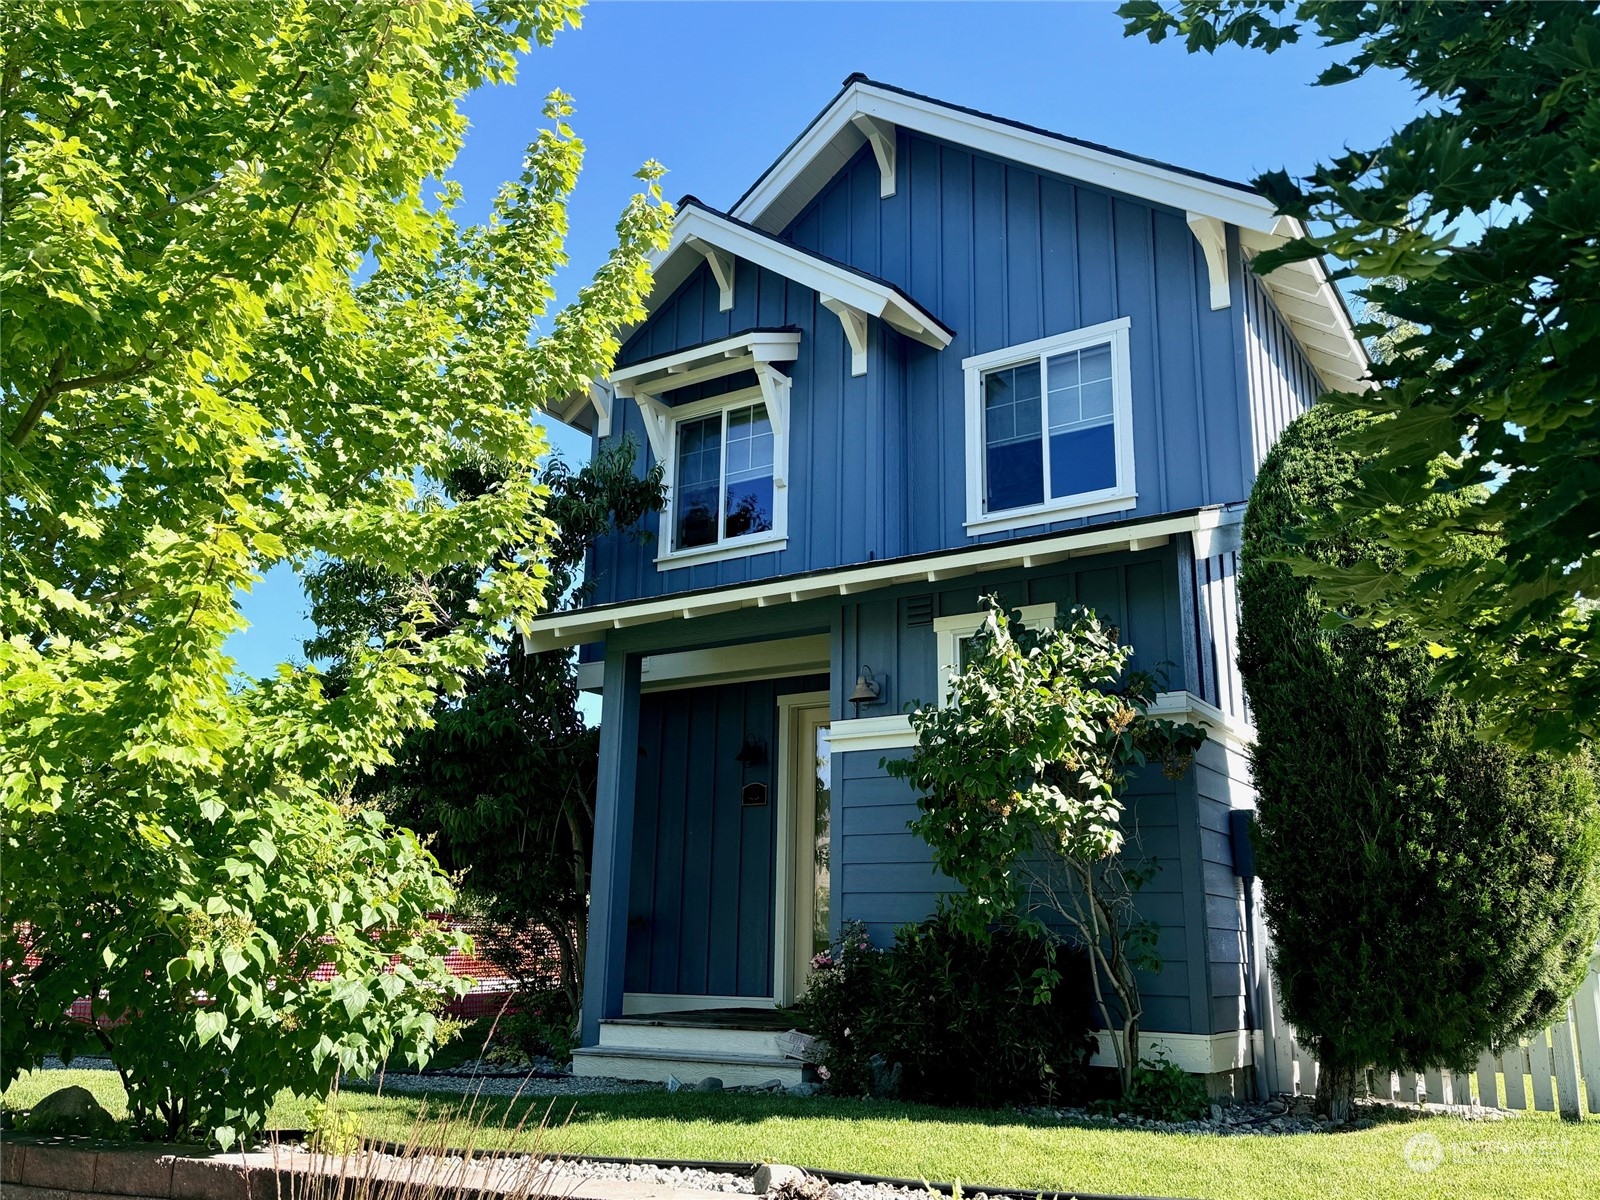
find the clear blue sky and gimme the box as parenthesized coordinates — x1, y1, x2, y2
(227, 0, 1418, 680)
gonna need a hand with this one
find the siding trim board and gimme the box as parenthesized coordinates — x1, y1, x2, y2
(526, 507, 1238, 650)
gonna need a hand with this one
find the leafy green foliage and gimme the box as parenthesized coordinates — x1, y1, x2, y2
(797, 916, 1095, 1107)
(1093, 1051, 1210, 1123)
(884, 600, 1204, 1092)
(1237, 403, 1600, 1119)
(1119, 2, 1600, 750)
(307, 437, 666, 1017)
(1, 0, 671, 1145)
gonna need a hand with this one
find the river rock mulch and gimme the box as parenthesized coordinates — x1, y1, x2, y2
(1023, 1091, 1516, 1136)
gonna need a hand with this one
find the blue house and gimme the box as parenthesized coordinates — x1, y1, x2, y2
(525, 76, 1366, 1095)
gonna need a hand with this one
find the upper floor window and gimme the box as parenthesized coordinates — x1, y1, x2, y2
(658, 387, 788, 568)
(962, 317, 1136, 535)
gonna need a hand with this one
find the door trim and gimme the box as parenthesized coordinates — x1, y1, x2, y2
(773, 690, 830, 1007)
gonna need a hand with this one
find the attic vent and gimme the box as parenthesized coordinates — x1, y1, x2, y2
(903, 595, 935, 627)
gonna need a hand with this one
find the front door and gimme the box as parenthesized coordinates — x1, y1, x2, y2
(777, 700, 832, 1004)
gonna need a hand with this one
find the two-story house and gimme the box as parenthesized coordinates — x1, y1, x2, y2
(524, 76, 1365, 1097)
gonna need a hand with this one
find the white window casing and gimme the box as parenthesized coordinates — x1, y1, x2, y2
(933, 601, 1057, 707)
(652, 384, 789, 570)
(962, 317, 1137, 536)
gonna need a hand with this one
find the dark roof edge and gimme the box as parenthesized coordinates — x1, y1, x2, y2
(733, 75, 1262, 218)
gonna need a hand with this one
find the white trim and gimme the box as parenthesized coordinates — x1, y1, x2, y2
(1147, 689, 1254, 752)
(963, 318, 1137, 535)
(524, 509, 1212, 652)
(820, 296, 870, 376)
(645, 384, 791, 571)
(1185, 212, 1231, 311)
(643, 205, 950, 360)
(621, 993, 776, 1015)
(934, 602, 1056, 706)
(1090, 1029, 1254, 1076)
(828, 713, 918, 754)
(774, 692, 831, 1007)
(850, 113, 897, 198)
(735, 80, 1282, 239)
(575, 635, 832, 694)
(686, 236, 736, 312)
(612, 329, 801, 391)
(820, 688, 1251, 757)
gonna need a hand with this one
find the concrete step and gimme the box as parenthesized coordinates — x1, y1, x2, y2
(596, 1020, 797, 1057)
(571, 1045, 807, 1088)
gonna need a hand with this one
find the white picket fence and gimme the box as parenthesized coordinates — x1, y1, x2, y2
(1258, 952, 1600, 1119)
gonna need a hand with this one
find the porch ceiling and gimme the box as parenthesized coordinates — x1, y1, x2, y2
(522, 506, 1240, 653)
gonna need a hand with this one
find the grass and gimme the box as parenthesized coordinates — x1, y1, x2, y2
(5, 1069, 1597, 1200)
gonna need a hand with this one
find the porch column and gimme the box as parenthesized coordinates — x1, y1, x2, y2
(580, 647, 642, 1046)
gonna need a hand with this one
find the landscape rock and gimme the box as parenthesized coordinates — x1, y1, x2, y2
(666, 1075, 684, 1092)
(785, 1082, 821, 1097)
(695, 1076, 724, 1092)
(753, 1163, 808, 1194)
(23, 1085, 115, 1135)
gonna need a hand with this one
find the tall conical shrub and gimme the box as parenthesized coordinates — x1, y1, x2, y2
(1238, 403, 1600, 1121)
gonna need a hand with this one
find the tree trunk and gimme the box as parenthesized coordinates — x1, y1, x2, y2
(1317, 1054, 1357, 1124)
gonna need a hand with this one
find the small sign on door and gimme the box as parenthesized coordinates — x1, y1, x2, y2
(742, 782, 768, 807)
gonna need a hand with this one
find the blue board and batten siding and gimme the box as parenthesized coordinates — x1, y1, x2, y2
(586, 128, 1263, 608)
(1239, 269, 1323, 470)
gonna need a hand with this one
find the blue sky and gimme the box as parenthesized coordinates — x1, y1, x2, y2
(227, 0, 1419, 680)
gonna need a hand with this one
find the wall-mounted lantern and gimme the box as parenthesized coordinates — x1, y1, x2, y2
(849, 666, 884, 717)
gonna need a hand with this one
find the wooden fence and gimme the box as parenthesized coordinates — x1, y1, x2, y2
(1258, 950, 1600, 1120)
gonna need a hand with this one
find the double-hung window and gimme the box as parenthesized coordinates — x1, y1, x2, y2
(962, 317, 1135, 534)
(658, 387, 787, 567)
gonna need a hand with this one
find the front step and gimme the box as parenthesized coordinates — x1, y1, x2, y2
(577, 1014, 814, 1086)
(571, 1044, 807, 1087)
(597, 1020, 789, 1057)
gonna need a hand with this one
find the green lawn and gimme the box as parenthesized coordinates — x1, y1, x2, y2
(6, 1069, 1596, 1200)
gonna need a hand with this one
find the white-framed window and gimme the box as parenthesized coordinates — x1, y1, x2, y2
(933, 602, 1057, 706)
(962, 317, 1136, 535)
(656, 385, 788, 569)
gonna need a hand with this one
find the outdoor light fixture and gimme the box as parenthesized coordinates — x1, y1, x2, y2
(848, 666, 883, 717)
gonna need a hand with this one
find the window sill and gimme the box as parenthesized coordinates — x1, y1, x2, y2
(654, 534, 788, 572)
(964, 492, 1138, 537)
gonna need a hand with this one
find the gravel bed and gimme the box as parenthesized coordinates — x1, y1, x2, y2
(1023, 1092, 1515, 1136)
(364, 1069, 662, 1098)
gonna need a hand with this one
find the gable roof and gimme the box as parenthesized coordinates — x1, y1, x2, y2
(731, 74, 1367, 392)
(642, 198, 953, 348)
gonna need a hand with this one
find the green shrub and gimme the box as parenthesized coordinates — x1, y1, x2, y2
(487, 990, 578, 1065)
(1102, 1051, 1210, 1123)
(1239, 402, 1600, 1121)
(798, 915, 1096, 1107)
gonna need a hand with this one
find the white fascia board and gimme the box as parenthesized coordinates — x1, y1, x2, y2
(611, 329, 801, 388)
(734, 81, 1282, 237)
(521, 510, 1209, 652)
(669, 207, 950, 350)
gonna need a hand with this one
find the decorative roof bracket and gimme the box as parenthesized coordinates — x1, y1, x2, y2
(820, 296, 870, 376)
(850, 113, 897, 199)
(1185, 212, 1231, 311)
(686, 235, 736, 311)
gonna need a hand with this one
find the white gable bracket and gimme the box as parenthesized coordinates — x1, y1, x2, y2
(820, 296, 869, 376)
(616, 382, 673, 465)
(686, 235, 736, 312)
(589, 380, 613, 438)
(850, 113, 897, 199)
(753, 363, 792, 487)
(1186, 212, 1231, 311)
